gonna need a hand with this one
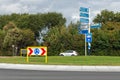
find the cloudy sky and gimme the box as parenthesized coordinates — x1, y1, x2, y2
(0, 0, 120, 25)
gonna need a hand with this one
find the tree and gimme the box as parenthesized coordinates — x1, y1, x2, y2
(3, 21, 16, 30)
(93, 9, 120, 24)
(92, 10, 120, 55)
(42, 22, 85, 56)
(42, 26, 66, 55)
(93, 9, 114, 23)
(28, 12, 66, 39)
(0, 12, 66, 39)
(20, 29, 37, 48)
(3, 27, 36, 55)
(40, 12, 66, 28)
(0, 30, 6, 56)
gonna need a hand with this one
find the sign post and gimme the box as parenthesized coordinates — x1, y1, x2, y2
(86, 33, 92, 55)
(79, 7, 90, 56)
(27, 46, 47, 63)
(79, 7, 102, 56)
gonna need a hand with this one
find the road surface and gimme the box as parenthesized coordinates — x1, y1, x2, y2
(0, 69, 120, 80)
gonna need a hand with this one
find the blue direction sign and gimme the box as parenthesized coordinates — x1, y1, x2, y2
(90, 23, 101, 28)
(80, 7, 89, 13)
(79, 29, 88, 34)
(80, 18, 89, 23)
(86, 33, 92, 42)
(80, 13, 89, 18)
(79, 7, 89, 34)
(78, 24, 88, 34)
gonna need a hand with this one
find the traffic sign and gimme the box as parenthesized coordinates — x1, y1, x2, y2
(79, 29, 88, 34)
(86, 33, 92, 42)
(80, 7, 89, 13)
(20, 49, 27, 56)
(80, 23, 88, 29)
(79, 7, 90, 56)
(80, 18, 89, 23)
(79, 24, 88, 34)
(27, 46, 47, 63)
(80, 13, 89, 18)
(27, 47, 47, 56)
(90, 23, 101, 28)
(34, 48, 40, 55)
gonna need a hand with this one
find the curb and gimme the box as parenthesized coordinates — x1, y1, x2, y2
(0, 63, 120, 72)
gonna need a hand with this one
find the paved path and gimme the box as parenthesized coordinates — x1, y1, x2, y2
(0, 63, 120, 72)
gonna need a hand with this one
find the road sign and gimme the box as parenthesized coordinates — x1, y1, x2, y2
(34, 48, 40, 55)
(27, 46, 47, 63)
(79, 24, 88, 34)
(80, 7, 89, 13)
(79, 7, 90, 56)
(27, 47, 47, 56)
(80, 13, 89, 18)
(79, 29, 88, 34)
(20, 49, 27, 56)
(90, 23, 101, 28)
(80, 18, 89, 23)
(80, 24, 88, 29)
(79, 7, 89, 34)
(86, 33, 92, 42)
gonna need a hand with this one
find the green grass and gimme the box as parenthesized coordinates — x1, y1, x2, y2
(0, 56, 120, 66)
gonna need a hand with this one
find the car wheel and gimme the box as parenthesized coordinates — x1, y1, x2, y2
(60, 54, 64, 56)
(71, 54, 75, 56)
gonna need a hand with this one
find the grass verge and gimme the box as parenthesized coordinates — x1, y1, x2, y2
(0, 56, 120, 66)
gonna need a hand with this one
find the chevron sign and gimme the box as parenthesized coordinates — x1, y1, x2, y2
(27, 47, 47, 56)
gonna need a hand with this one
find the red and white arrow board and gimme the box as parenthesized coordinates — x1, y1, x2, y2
(27, 47, 47, 56)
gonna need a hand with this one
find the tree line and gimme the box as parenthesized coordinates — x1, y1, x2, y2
(0, 12, 66, 56)
(0, 10, 120, 56)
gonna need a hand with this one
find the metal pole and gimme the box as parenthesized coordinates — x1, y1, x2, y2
(12, 45, 15, 56)
(13, 47, 14, 56)
(88, 8, 91, 33)
(88, 8, 91, 56)
(85, 34, 87, 56)
(15, 47, 18, 56)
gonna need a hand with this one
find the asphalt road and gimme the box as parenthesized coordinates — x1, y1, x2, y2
(0, 69, 120, 80)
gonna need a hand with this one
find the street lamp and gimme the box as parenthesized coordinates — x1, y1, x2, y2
(15, 46, 18, 56)
(12, 45, 15, 56)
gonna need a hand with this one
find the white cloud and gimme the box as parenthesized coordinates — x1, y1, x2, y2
(71, 13, 79, 23)
(0, 3, 29, 14)
(0, 0, 119, 24)
(2, 4, 21, 13)
(108, 2, 120, 12)
(92, 10, 101, 17)
(42, 1, 55, 13)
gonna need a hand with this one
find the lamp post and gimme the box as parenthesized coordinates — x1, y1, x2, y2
(15, 46, 18, 56)
(12, 45, 15, 56)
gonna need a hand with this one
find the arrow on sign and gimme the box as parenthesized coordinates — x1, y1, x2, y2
(41, 48, 46, 56)
(28, 48, 33, 56)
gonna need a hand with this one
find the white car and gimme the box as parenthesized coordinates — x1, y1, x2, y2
(59, 50, 78, 56)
